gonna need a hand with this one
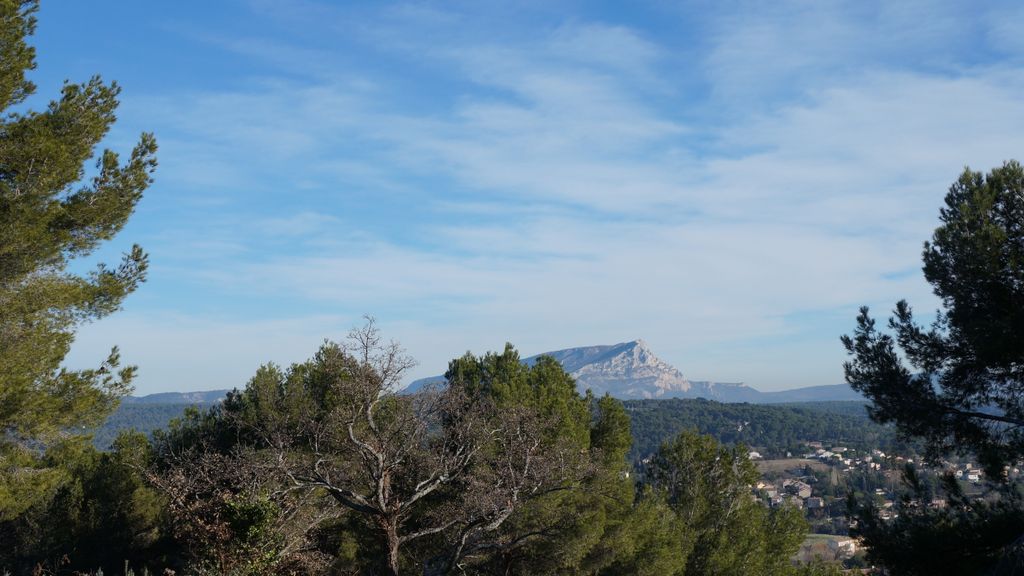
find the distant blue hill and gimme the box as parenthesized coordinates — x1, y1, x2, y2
(756, 384, 865, 403)
(123, 389, 231, 404)
(403, 376, 446, 395)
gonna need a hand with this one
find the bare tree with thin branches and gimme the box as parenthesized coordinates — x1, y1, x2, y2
(157, 319, 591, 575)
(242, 319, 495, 575)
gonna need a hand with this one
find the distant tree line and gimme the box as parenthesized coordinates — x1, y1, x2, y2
(90, 404, 203, 449)
(90, 397, 904, 462)
(625, 398, 905, 461)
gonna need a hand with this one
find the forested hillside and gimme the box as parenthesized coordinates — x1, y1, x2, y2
(625, 399, 904, 460)
(90, 403, 201, 449)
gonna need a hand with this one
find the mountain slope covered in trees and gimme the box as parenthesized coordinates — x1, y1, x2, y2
(625, 399, 901, 461)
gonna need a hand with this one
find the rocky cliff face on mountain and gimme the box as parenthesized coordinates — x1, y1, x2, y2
(524, 340, 697, 399)
(404, 339, 759, 400)
(403, 339, 863, 403)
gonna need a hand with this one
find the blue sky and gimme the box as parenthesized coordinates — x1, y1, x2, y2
(41, 0, 1024, 393)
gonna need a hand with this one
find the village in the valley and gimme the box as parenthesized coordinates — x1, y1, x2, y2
(750, 441, 1024, 567)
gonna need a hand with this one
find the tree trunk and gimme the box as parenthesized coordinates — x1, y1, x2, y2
(383, 517, 402, 576)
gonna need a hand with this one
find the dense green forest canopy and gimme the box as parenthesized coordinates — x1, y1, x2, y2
(89, 403, 203, 449)
(625, 399, 901, 460)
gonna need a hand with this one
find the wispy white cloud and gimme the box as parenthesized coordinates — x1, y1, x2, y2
(66, 312, 356, 392)
(547, 23, 662, 73)
(697, 0, 983, 107)
(67, 2, 1024, 393)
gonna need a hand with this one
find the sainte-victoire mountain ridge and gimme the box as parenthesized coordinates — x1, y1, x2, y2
(125, 340, 861, 404)
(401, 339, 863, 403)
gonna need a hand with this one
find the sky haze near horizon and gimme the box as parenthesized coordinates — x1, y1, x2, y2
(41, 0, 1024, 393)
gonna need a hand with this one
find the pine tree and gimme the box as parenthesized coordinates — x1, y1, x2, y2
(843, 161, 1024, 475)
(0, 0, 157, 519)
(647, 431, 807, 576)
(843, 161, 1024, 573)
